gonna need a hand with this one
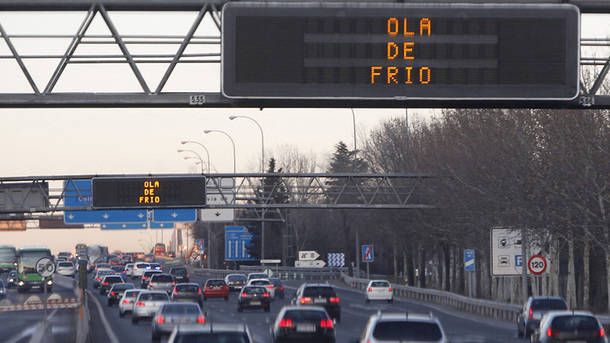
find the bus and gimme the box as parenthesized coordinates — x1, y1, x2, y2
(0, 245, 17, 272)
(154, 243, 166, 256)
(16, 246, 53, 293)
(75, 243, 87, 258)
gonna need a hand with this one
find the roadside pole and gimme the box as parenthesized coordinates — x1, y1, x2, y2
(521, 228, 528, 303)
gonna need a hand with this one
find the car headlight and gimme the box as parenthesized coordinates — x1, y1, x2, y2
(47, 280, 53, 285)
(8, 278, 13, 282)
(18, 281, 24, 286)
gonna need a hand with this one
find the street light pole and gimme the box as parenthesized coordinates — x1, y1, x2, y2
(181, 141, 211, 173)
(177, 149, 204, 174)
(203, 129, 236, 174)
(229, 115, 267, 260)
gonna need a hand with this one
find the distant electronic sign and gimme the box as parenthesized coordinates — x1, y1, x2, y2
(92, 176, 206, 209)
(222, 3, 579, 100)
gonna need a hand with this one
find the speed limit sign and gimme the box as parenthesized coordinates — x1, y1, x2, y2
(36, 257, 55, 277)
(528, 255, 548, 275)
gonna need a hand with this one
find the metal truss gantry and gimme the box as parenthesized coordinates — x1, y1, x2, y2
(0, 0, 608, 109)
(0, 173, 436, 219)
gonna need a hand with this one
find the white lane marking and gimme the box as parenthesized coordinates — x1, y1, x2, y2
(5, 309, 58, 343)
(86, 289, 120, 343)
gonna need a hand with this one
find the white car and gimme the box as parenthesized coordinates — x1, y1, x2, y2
(247, 279, 275, 299)
(366, 280, 393, 303)
(132, 262, 150, 279)
(56, 261, 75, 277)
(131, 291, 170, 324)
(119, 289, 145, 317)
(124, 263, 134, 277)
(359, 312, 447, 343)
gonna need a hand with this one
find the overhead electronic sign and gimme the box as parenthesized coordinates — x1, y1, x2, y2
(222, 3, 579, 100)
(92, 176, 206, 209)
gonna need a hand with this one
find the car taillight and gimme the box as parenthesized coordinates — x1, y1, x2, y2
(156, 315, 165, 324)
(241, 293, 248, 297)
(142, 277, 147, 281)
(172, 282, 175, 286)
(300, 297, 312, 304)
(599, 328, 605, 337)
(186, 274, 190, 278)
(136, 301, 145, 307)
(266, 285, 273, 289)
(173, 289, 178, 295)
(197, 289, 202, 295)
(263, 292, 269, 298)
(96, 277, 101, 281)
(368, 287, 372, 292)
(197, 315, 205, 324)
(529, 308, 533, 319)
(547, 328, 552, 337)
(388, 287, 392, 292)
(279, 318, 293, 328)
(320, 319, 333, 328)
(280, 286, 284, 290)
(330, 297, 340, 303)
(110, 292, 116, 296)
(122, 300, 129, 304)
(102, 282, 108, 286)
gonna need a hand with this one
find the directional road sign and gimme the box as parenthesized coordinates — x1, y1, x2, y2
(36, 258, 55, 277)
(464, 249, 475, 271)
(295, 260, 326, 268)
(298, 251, 320, 261)
(200, 190, 235, 222)
(362, 245, 374, 263)
(327, 253, 345, 267)
(152, 209, 197, 223)
(100, 222, 175, 230)
(225, 226, 256, 261)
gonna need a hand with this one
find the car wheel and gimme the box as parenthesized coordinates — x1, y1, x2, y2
(107, 300, 112, 306)
(198, 301, 203, 308)
(388, 299, 393, 304)
(132, 317, 139, 324)
(119, 310, 125, 318)
(151, 332, 160, 342)
(237, 306, 243, 312)
(264, 304, 270, 312)
(203, 296, 207, 301)
(335, 315, 341, 323)
(517, 326, 523, 339)
(224, 296, 229, 301)
(365, 298, 370, 303)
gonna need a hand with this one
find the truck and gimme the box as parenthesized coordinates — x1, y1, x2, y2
(87, 245, 109, 267)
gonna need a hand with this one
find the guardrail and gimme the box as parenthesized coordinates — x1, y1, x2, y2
(186, 266, 345, 280)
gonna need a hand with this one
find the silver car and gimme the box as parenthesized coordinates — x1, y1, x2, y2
(56, 261, 75, 277)
(132, 291, 170, 324)
(124, 263, 134, 277)
(359, 312, 447, 343)
(152, 303, 205, 341)
(148, 273, 175, 293)
(119, 289, 145, 317)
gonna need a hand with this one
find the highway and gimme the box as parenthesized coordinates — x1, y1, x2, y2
(0, 274, 78, 343)
(86, 267, 525, 343)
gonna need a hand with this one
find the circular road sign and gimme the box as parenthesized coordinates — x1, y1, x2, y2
(36, 257, 55, 277)
(528, 255, 548, 275)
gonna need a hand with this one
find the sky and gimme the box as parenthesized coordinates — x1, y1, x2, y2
(0, 9, 607, 253)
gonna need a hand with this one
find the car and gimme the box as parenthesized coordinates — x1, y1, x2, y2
(366, 280, 393, 303)
(119, 289, 145, 317)
(516, 296, 568, 338)
(148, 273, 175, 293)
(247, 279, 276, 299)
(57, 251, 72, 260)
(0, 280, 6, 298)
(99, 275, 124, 295)
(531, 311, 608, 343)
(110, 265, 126, 280)
(108, 257, 123, 266)
(270, 306, 336, 343)
(7, 270, 17, 288)
(169, 267, 190, 283)
(152, 302, 206, 341)
(203, 279, 229, 301)
(238, 286, 271, 312)
(56, 257, 68, 262)
(167, 323, 254, 343)
(171, 283, 203, 307)
(133, 262, 151, 279)
(55, 261, 76, 277)
(149, 263, 162, 271)
(141, 270, 163, 288)
(124, 263, 134, 277)
(293, 284, 341, 323)
(132, 291, 170, 324)
(143, 254, 155, 262)
(93, 269, 115, 288)
(247, 272, 269, 283)
(225, 274, 247, 292)
(107, 282, 135, 306)
(358, 312, 447, 343)
(94, 263, 112, 274)
(269, 278, 285, 299)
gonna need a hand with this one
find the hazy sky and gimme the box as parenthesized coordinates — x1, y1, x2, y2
(0, 10, 607, 253)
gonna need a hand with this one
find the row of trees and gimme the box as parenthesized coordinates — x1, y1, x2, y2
(193, 108, 609, 313)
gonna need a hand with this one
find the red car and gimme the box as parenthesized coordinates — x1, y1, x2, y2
(203, 279, 229, 301)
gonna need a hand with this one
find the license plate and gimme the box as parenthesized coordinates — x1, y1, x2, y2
(296, 324, 316, 333)
(314, 299, 326, 304)
(250, 301, 261, 306)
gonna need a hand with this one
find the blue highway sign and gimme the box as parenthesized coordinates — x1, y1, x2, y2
(149, 221, 174, 229)
(100, 221, 174, 230)
(464, 249, 476, 271)
(152, 209, 197, 223)
(362, 245, 374, 263)
(225, 226, 256, 261)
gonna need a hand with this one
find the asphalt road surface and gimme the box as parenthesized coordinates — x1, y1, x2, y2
(87, 268, 526, 343)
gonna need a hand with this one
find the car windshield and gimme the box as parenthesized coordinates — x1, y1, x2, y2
(175, 333, 249, 343)
(532, 299, 568, 311)
(371, 281, 390, 287)
(105, 276, 123, 283)
(140, 293, 169, 301)
(98, 270, 113, 276)
(207, 280, 225, 286)
(250, 280, 269, 285)
(144, 271, 161, 277)
(125, 291, 141, 298)
(171, 268, 187, 276)
(228, 275, 246, 281)
(283, 310, 327, 321)
(112, 283, 134, 290)
(58, 262, 73, 267)
(177, 285, 199, 292)
(152, 275, 173, 282)
(243, 287, 265, 294)
(136, 263, 149, 268)
(162, 304, 200, 314)
(551, 316, 600, 331)
(270, 279, 282, 286)
(249, 274, 267, 279)
(303, 287, 336, 298)
(372, 321, 443, 341)
(18, 251, 51, 274)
